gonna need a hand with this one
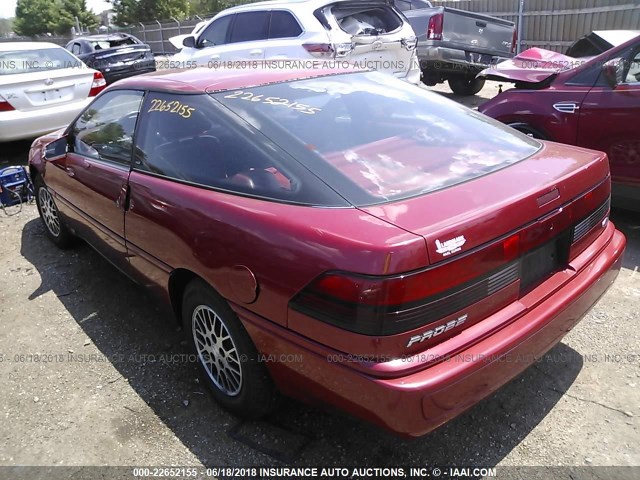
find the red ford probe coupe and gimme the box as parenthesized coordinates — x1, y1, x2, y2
(28, 67, 625, 437)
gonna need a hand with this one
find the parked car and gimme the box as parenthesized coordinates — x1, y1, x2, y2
(65, 33, 156, 84)
(0, 42, 106, 142)
(171, 0, 421, 84)
(169, 21, 207, 50)
(566, 30, 640, 58)
(29, 67, 625, 437)
(478, 35, 640, 211)
(397, 0, 516, 95)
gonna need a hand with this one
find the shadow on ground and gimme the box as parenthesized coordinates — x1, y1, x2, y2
(0, 140, 32, 167)
(20, 216, 589, 467)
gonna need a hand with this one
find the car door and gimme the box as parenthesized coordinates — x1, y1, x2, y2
(577, 44, 640, 188)
(44, 89, 144, 270)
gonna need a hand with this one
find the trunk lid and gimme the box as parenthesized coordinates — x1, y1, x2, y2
(440, 7, 515, 57)
(477, 47, 578, 84)
(82, 45, 152, 69)
(361, 141, 610, 265)
(0, 68, 94, 111)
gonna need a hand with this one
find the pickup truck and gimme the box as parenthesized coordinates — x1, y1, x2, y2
(394, 0, 517, 95)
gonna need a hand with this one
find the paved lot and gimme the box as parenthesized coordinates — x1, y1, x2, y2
(0, 81, 638, 476)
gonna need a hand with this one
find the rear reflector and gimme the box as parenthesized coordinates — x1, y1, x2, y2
(572, 197, 610, 243)
(0, 94, 15, 112)
(88, 72, 107, 97)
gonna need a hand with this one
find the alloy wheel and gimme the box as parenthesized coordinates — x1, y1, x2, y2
(192, 304, 243, 396)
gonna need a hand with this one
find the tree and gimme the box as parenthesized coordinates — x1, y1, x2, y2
(14, 0, 57, 36)
(54, 0, 98, 34)
(0, 18, 14, 37)
(111, 0, 190, 25)
(189, 0, 230, 16)
(14, 0, 97, 36)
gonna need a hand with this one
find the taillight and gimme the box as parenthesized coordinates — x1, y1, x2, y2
(88, 71, 107, 97)
(427, 13, 444, 41)
(511, 28, 518, 54)
(303, 42, 353, 58)
(0, 94, 15, 112)
(291, 233, 523, 336)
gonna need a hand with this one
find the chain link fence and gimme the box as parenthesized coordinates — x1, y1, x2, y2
(4, 0, 640, 55)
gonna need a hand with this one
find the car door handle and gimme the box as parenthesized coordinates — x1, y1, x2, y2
(65, 167, 75, 177)
(249, 49, 263, 57)
(210, 54, 220, 60)
(553, 102, 580, 114)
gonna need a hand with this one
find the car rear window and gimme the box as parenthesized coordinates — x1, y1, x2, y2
(90, 37, 137, 50)
(0, 47, 81, 75)
(212, 71, 541, 207)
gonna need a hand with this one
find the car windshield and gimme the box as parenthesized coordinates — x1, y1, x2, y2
(212, 71, 541, 206)
(0, 47, 82, 75)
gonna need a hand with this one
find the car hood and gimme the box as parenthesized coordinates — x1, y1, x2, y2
(567, 30, 640, 57)
(477, 47, 582, 84)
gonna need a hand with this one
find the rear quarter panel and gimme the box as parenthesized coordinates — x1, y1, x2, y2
(124, 172, 428, 328)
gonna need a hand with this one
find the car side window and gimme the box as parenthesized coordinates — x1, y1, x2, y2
(71, 43, 81, 55)
(200, 15, 233, 47)
(624, 50, 640, 84)
(134, 92, 302, 201)
(228, 11, 270, 44)
(71, 90, 144, 166)
(269, 11, 303, 39)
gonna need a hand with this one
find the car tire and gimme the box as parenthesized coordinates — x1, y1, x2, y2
(182, 279, 279, 418)
(34, 176, 74, 249)
(448, 76, 486, 96)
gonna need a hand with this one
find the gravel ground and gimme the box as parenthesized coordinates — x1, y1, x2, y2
(0, 81, 638, 478)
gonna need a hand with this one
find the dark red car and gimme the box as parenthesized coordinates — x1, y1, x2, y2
(478, 34, 640, 211)
(28, 67, 625, 437)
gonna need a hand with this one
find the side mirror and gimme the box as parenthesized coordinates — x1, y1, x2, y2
(182, 35, 196, 48)
(602, 58, 625, 88)
(43, 137, 68, 161)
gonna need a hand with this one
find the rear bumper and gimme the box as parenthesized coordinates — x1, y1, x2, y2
(238, 224, 625, 437)
(418, 46, 511, 74)
(0, 99, 91, 142)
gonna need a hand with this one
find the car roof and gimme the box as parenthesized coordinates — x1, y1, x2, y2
(108, 65, 361, 94)
(0, 42, 63, 51)
(219, 0, 375, 14)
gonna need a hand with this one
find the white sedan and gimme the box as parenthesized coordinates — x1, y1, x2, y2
(0, 42, 107, 142)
